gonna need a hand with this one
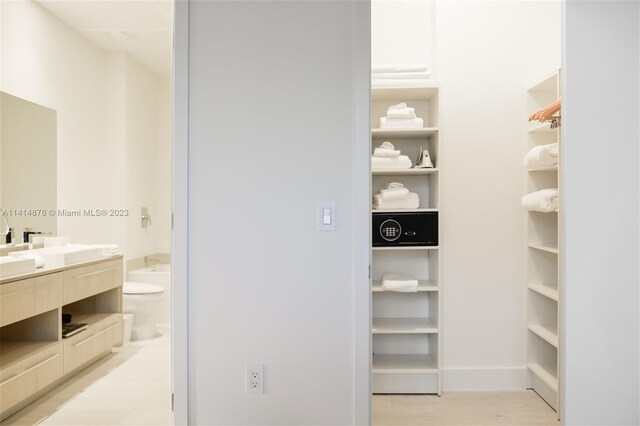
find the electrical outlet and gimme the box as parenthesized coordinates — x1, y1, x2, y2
(246, 364, 264, 394)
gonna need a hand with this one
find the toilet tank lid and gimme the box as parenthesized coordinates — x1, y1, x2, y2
(123, 281, 165, 294)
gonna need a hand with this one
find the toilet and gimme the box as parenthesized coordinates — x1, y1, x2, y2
(122, 281, 165, 340)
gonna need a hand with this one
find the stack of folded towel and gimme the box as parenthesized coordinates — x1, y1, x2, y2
(372, 64, 431, 87)
(380, 103, 424, 129)
(381, 272, 419, 292)
(373, 182, 420, 210)
(522, 188, 559, 213)
(372, 142, 412, 170)
(87, 244, 123, 256)
(523, 143, 559, 169)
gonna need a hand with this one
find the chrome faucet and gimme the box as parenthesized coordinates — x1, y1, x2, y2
(141, 207, 152, 228)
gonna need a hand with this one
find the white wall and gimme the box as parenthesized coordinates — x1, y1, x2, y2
(1, 0, 126, 248)
(186, 1, 367, 423)
(1, 0, 171, 261)
(562, 1, 639, 423)
(435, 1, 561, 389)
(155, 76, 172, 254)
(371, 0, 434, 71)
(123, 54, 171, 260)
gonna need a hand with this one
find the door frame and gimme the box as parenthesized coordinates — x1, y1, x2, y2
(171, 0, 189, 424)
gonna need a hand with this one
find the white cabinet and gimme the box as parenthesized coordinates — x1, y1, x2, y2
(371, 84, 441, 394)
(525, 70, 561, 415)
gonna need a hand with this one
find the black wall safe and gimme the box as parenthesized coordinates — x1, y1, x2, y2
(372, 211, 438, 247)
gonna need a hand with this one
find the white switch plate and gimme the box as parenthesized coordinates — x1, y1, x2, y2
(318, 202, 336, 231)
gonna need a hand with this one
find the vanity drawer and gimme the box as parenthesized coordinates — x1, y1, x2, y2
(63, 314, 121, 374)
(63, 259, 122, 305)
(0, 342, 63, 414)
(0, 273, 63, 327)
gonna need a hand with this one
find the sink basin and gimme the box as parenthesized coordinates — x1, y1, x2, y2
(9, 245, 106, 268)
(0, 256, 36, 278)
(0, 243, 29, 257)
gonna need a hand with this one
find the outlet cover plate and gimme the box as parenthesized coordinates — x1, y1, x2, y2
(247, 364, 264, 394)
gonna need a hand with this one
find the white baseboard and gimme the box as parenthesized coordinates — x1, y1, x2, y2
(442, 367, 529, 391)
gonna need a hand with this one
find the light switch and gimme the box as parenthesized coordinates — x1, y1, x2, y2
(318, 202, 336, 231)
(323, 208, 332, 225)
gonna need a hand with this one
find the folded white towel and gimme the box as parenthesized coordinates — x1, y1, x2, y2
(387, 107, 416, 119)
(373, 192, 420, 210)
(385, 182, 404, 189)
(523, 143, 559, 169)
(372, 64, 429, 74)
(373, 141, 401, 157)
(372, 71, 431, 80)
(373, 148, 400, 157)
(87, 243, 123, 256)
(380, 117, 424, 129)
(380, 183, 410, 200)
(522, 189, 559, 213)
(388, 103, 407, 110)
(372, 78, 432, 88)
(372, 155, 412, 170)
(381, 273, 419, 292)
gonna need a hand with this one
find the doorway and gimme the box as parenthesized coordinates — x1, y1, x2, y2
(0, 0, 175, 424)
(368, 1, 562, 424)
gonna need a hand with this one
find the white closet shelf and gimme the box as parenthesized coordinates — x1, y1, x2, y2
(528, 122, 556, 134)
(372, 128, 438, 139)
(372, 246, 438, 251)
(372, 317, 438, 334)
(372, 354, 438, 373)
(527, 363, 558, 392)
(528, 71, 559, 93)
(372, 280, 438, 292)
(528, 284, 559, 301)
(371, 85, 439, 101)
(528, 324, 559, 348)
(528, 166, 558, 172)
(528, 243, 558, 254)
(372, 208, 438, 214)
(526, 70, 561, 415)
(372, 168, 438, 176)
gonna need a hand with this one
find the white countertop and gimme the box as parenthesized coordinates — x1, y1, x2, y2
(0, 255, 123, 285)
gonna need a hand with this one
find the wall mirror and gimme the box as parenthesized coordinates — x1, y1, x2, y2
(1, 91, 57, 239)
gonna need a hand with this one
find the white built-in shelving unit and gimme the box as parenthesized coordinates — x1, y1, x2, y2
(525, 70, 561, 416)
(371, 84, 441, 395)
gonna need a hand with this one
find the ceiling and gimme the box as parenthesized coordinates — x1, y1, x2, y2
(37, 0, 173, 76)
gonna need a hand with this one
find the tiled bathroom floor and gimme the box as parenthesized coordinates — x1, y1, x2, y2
(3, 330, 171, 426)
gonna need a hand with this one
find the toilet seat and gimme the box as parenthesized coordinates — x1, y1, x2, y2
(123, 281, 164, 295)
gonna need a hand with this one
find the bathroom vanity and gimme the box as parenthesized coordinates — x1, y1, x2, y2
(0, 256, 123, 420)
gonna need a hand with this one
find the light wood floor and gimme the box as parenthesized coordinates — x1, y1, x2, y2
(4, 332, 555, 426)
(3, 330, 171, 426)
(373, 391, 558, 425)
